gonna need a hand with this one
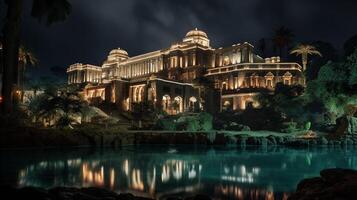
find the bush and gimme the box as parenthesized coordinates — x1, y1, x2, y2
(176, 117, 200, 131)
(280, 121, 299, 133)
(152, 118, 176, 131)
(152, 112, 213, 131)
(198, 112, 213, 131)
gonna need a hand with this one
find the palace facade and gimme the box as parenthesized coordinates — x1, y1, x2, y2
(67, 28, 304, 114)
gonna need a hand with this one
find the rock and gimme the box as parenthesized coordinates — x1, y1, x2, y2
(328, 140, 334, 146)
(49, 187, 80, 199)
(236, 136, 247, 147)
(319, 137, 328, 145)
(288, 168, 357, 200)
(309, 139, 317, 146)
(348, 116, 357, 135)
(261, 137, 268, 147)
(0, 187, 154, 200)
(19, 187, 53, 200)
(80, 187, 118, 198)
(266, 135, 277, 145)
(275, 136, 285, 145)
(345, 138, 354, 145)
(334, 141, 341, 146)
(185, 194, 212, 200)
(247, 137, 260, 145)
(226, 123, 250, 131)
(166, 197, 183, 200)
(285, 139, 308, 147)
(335, 116, 357, 136)
(118, 193, 136, 200)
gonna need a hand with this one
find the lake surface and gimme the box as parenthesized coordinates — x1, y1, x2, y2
(1, 146, 357, 200)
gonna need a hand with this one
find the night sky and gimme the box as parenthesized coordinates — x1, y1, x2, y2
(1, 0, 357, 80)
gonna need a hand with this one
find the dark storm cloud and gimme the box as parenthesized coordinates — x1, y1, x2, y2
(1, 0, 357, 79)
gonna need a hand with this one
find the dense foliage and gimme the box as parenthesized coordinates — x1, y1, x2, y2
(153, 112, 213, 131)
(27, 85, 88, 128)
(306, 48, 357, 117)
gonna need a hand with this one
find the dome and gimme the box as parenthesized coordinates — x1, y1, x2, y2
(109, 48, 128, 56)
(183, 28, 210, 47)
(185, 28, 208, 38)
(107, 48, 129, 62)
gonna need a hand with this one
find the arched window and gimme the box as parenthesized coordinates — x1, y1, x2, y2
(138, 86, 144, 102)
(223, 56, 230, 65)
(189, 96, 197, 112)
(223, 101, 231, 111)
(173, 96, 183, 114)
(265, 72, 274, 88)
(283, 72, 292, 85)
(222, 82, 228, 90)
(134, 87, 140, 102)
(162, 95, 171, 112)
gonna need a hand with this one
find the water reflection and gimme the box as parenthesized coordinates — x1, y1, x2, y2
(4, 146, 357, 199)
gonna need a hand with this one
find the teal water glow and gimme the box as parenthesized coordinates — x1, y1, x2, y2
(1, 146, 357, 199)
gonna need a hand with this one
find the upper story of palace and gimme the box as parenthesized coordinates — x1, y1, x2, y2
(67, 28, 302, 85)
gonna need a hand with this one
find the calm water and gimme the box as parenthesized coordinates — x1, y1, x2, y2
(1, 146, 357, 200)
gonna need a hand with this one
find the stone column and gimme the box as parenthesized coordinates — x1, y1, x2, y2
(192, 53, 196, 66)
(185, 55, 188, 67)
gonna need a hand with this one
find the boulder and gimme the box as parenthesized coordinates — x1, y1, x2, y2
(335, 116, 357, 136)
(185, 194, 212, 200)
(226, 123, 250, 131)
(318, 137, 329, 145)
(236, 136, 247, 147)
(0, 187, 155, 200)
(266, 135, 277, 145)
(246, 137, 261, 145)
(275, 136, 285, 145)
(288, 168, 357, 200)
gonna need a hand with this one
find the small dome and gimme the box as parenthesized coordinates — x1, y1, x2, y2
(109, 48, 128, 56)
(185, 28, 208, 38)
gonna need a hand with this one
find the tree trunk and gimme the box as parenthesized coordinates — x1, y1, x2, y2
(302, 54, 308, 71)
(2, 0, 23, 114)
(19, 62, 25, 102)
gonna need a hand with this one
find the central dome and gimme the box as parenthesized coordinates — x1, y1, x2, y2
(110, 48, 128, 56)
(185, 28, 208, 38)
(108, 47, 129, 61)
(183, 28, 210, 47)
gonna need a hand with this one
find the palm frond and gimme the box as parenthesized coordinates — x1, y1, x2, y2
(290, 44, 322, 57)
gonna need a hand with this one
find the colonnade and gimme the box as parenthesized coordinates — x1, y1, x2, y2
(216, 72, 293, 90)
(120, 57, 163, 78)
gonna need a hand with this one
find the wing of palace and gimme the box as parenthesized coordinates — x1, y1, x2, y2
(67, 28, 303, 114)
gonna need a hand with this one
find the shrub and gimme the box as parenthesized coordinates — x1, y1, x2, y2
(198, 112, 213, 131)
(280, 121, 299, 133)
(152, 118, 176, 131)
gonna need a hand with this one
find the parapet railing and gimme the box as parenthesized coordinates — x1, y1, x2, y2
(205, 63, 302, 76)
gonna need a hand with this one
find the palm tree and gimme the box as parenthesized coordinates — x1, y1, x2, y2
(290, 44, 322, 71)
(272, 26, 294, 58)
(18, 46, 38, 102)
(28, 86, 87, 127)
(2, 0, 71, 114)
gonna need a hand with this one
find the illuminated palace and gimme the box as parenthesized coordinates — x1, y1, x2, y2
(67, 28, 304, 114)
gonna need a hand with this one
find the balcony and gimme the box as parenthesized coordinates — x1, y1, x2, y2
(205, 63, 302, 76)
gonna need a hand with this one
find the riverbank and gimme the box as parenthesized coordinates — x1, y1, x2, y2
(288, 168, 357, 200)
(0, 186, 216, 200)
(1, 126, 357, 149)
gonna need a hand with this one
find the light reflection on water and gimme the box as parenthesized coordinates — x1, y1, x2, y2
(1, 146, 357, 200)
